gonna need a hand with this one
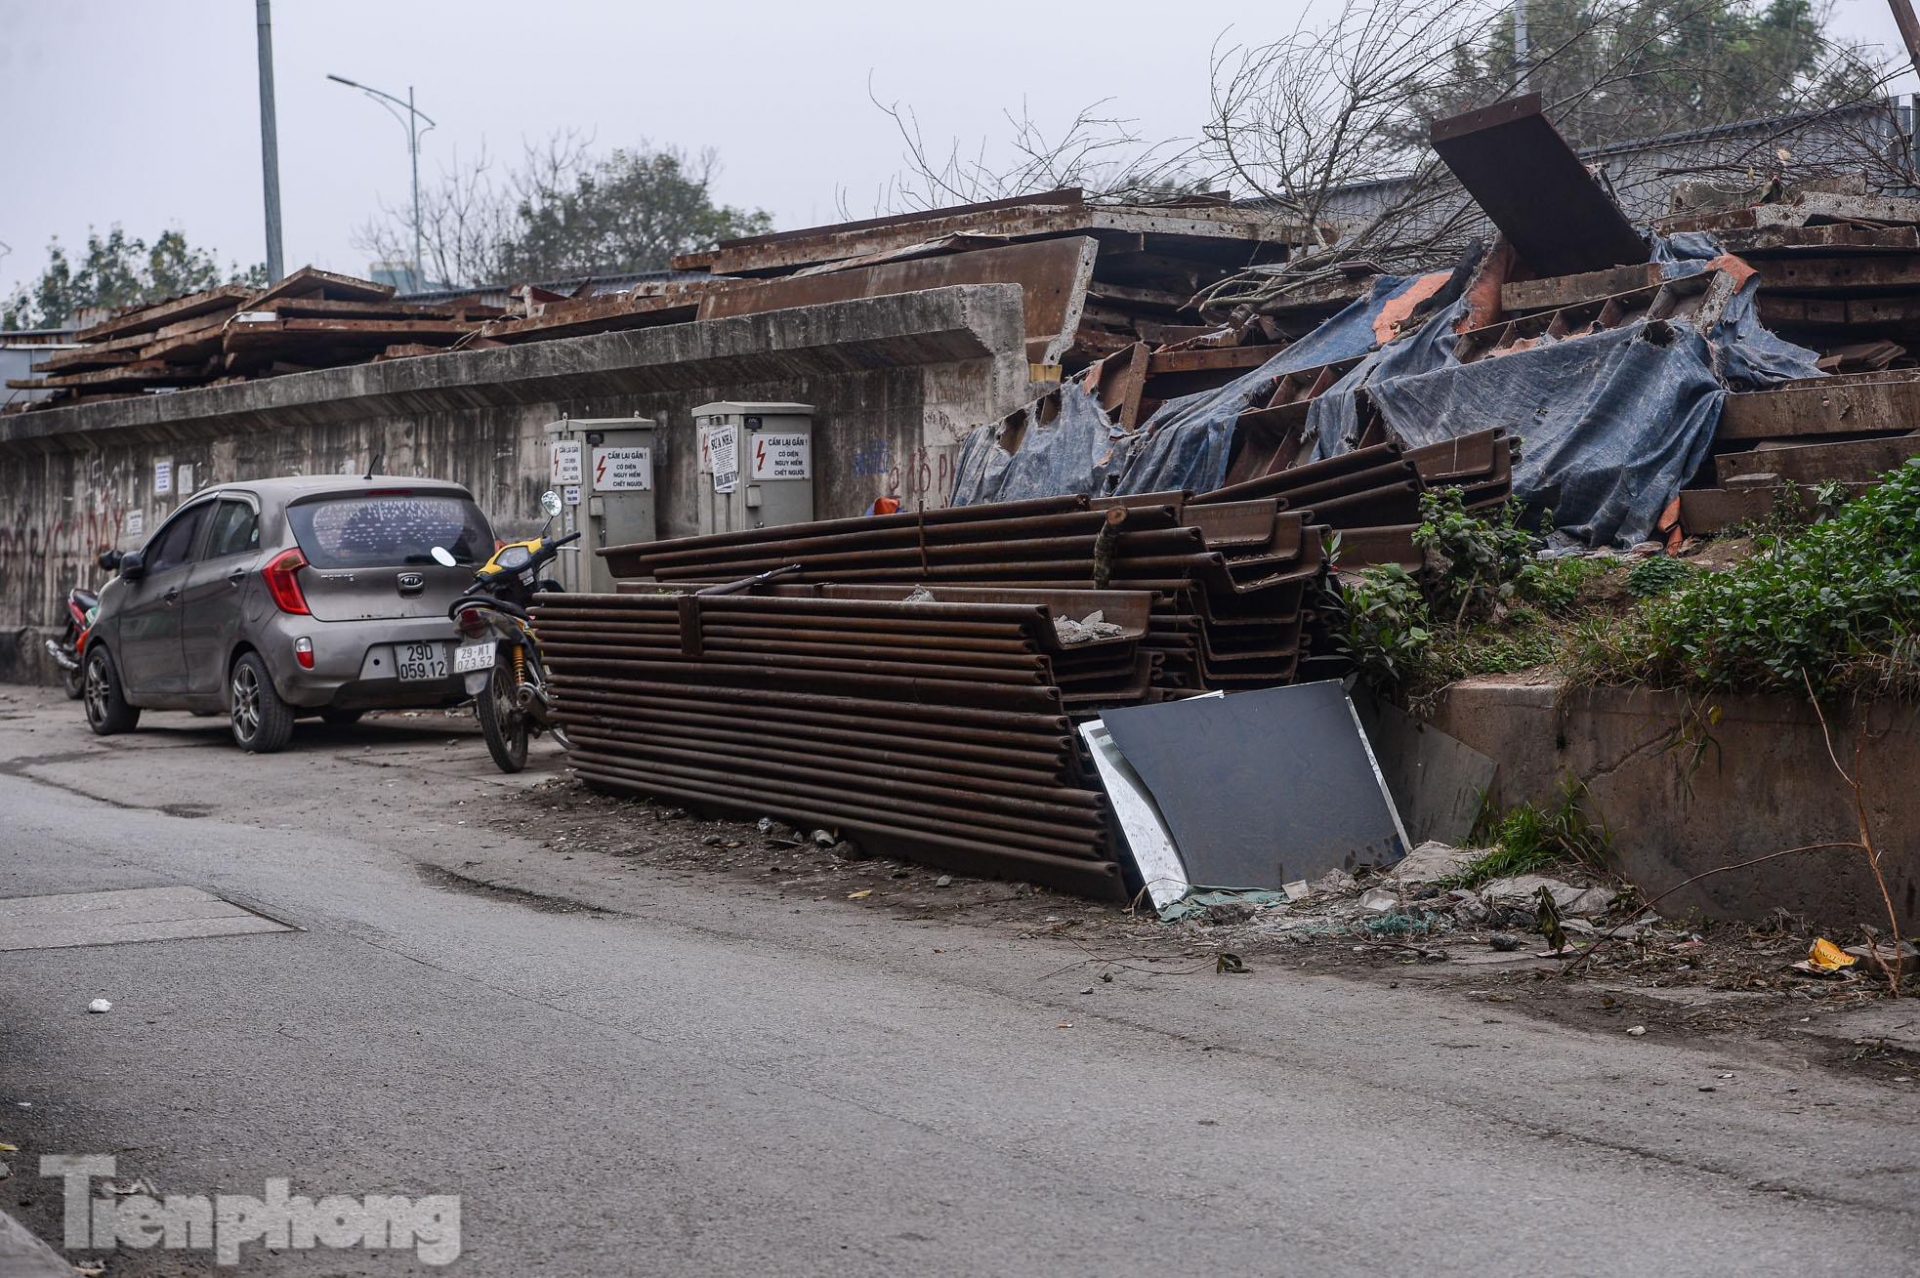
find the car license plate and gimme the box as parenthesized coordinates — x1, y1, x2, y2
(395, 642, 448, 682)
(453, 641, 496, 674)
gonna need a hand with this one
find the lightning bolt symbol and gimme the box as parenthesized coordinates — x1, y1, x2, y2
(755, 441, 766, 470)
(595, 455, 607, 484)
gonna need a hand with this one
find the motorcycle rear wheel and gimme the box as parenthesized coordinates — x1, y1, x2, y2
(476, 663, 529, 773)
(62, 661, 84, 699)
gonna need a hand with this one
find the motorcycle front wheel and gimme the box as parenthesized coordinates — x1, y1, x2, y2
(475, 662, 529, 773)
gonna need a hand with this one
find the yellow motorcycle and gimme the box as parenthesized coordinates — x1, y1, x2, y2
(433, 491, 575, 773)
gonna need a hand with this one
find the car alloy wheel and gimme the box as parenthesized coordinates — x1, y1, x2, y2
(231, 661, 263, 743)
(84, 654, 112, 729)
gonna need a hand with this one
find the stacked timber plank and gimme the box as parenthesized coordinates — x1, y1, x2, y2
(6, 267, 503, 411)
(533, 588, 1139, 899)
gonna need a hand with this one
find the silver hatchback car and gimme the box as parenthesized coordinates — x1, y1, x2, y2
(84, 476, 498, 752)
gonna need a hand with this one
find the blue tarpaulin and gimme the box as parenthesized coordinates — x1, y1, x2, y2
(950, 274, 1441, 506)
(950, 238, 1823, 546)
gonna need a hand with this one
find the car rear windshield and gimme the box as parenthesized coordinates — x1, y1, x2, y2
(286, 492, 494, 569)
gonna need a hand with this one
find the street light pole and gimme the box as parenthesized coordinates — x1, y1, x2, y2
(256, 0, 284, 282)
(326, 73, 436, 291)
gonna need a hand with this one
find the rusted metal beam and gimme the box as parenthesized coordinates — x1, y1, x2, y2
(73, 285, 254, 343)
(1718, 372, 1920, 441)
(695, 237, 1098, 367)
(1500, 263, 1663, 314)
(1429, 93, 1646, 277)
(684, 201, 1310, 278)
(1751, 255, 1920, 294)
(1144, 344, 1288, 375)
(1716, 434, 1920, 486)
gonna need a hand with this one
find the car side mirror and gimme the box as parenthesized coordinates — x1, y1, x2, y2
(118, 550, 147, 581)
(98, 549, 123, 573)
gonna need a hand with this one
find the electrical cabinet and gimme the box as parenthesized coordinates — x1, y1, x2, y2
(692, 402, 815, 536)
(542, 416, 657, 594)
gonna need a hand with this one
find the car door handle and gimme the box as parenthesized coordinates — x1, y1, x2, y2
(226, 568, 246, 587)
(163, 586, 180, 606)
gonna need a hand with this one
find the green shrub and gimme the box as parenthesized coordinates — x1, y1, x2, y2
(1517, 554, 1609, 613)
(1635, 459, 1920, 695)
(1413, 490, 1538, 623)
(1625, 555, 1693, 598)
(1447, 778, 1611, 887)
(1333, 564, 1430, 690)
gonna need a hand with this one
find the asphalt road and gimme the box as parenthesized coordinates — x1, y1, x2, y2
(1, 687, 1916, 1275)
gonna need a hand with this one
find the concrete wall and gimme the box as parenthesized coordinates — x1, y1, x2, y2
(0, 285, 1031, 684)
(1430, 675, 1920, 932)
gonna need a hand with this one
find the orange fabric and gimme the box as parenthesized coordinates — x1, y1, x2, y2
(1706, 254, 1756, 287)
(1657, 496, 1684, 552)
(872, 497, 900, 516)
(1373, 271, 1451, 344)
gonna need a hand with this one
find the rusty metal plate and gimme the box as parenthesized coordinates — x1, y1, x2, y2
(1430, 93, 1646, 278)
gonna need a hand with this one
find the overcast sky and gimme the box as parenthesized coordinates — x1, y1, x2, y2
(1, 0, 1913, 296)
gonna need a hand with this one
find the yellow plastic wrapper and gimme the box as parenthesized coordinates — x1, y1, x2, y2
(1806, 937, 1858, 973)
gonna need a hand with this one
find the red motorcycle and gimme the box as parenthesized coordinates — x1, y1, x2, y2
(46, 551, 117, 699)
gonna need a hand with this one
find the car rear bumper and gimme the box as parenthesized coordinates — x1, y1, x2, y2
(258, 615, 468, 710)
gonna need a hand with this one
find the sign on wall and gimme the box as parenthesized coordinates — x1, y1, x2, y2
(591, 446, 652, 491)
(154, 460, 173, 495)
(750, 432, 810, 480)
(550, 439, 583, 485)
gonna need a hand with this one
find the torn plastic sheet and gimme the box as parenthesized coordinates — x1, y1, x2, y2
(950, 274, 1441, 506)
(1304, 235, 1824, 546)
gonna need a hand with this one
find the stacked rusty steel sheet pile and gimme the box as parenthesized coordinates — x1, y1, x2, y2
(531, 585, 1147, 899)
(538, 436, 1516, 891)
(591, 493, 1331, 700)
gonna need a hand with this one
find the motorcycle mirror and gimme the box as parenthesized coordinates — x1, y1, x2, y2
(97, 548, 123, 573)
(430, 546, 457, 567)
(540, 490, 563, 518)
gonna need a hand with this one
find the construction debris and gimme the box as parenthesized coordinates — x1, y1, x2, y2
(5, 266, 503, 410)
(8, 190, 1315, 416)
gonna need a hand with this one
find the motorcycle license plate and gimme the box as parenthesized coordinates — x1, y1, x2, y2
(452, 641, 497, 674)
(396, 641, 449, 682)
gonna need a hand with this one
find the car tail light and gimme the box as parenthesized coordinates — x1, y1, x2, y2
(293, 636, 314, 669)
(456, 607, 487, 638)
(263, 549, 310, 615)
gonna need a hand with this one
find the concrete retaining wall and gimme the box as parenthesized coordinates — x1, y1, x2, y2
(1430, 675, 1920, 931)
(0, 285, 1031, 683)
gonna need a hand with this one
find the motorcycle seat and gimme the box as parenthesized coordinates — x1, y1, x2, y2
(73, 588, 99, 611)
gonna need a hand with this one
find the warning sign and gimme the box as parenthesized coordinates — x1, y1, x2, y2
(750, 432, 810, 480)
(592, 446, 652, 491)
(708, 423, 739, 494)
(549, 439, 583, 485)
